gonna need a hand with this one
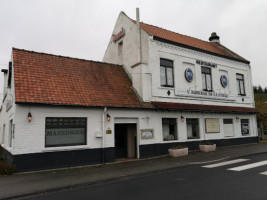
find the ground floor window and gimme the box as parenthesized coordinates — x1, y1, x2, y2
(241, 119, 250, 135)
(223, 119, 234, 137)
(187, 118, 199, 139)
(45, 117, 87, 147)
(162, 118, 177, 141)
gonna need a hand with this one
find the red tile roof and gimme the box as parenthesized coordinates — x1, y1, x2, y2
(13, 48, 153, 108)
(152, 101, 259, 114)
(132, 19, 249, 63)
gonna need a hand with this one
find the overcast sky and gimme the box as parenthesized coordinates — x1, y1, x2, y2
(0, 0, 267, 100)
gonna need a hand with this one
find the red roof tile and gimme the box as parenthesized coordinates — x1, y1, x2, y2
(13, 48, 153, 108)
(152, 101, 259, 114)
(132, 19, 248, 63)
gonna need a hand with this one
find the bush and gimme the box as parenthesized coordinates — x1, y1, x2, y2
(199, 141, 214, 145)
(0, 161, 15, 175)
(0, 145, 15, 175)
(170, 145, 187, 149)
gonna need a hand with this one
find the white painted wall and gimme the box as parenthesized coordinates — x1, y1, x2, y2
(7, 104, 257, 155)
(148, 39, 254, 107)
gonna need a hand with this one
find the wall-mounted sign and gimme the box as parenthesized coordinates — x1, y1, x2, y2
(196, 60, 217, 68)
(175, 89, 236, 101)
(185, 68, 193, 82)
(112, 28, 125, 43)
(205, 118, 220, 133)
(220, 75, 228, 87)
(141, 129, 154, 139)
(106, 129, 112, 134)
(45, 128, 85, 146)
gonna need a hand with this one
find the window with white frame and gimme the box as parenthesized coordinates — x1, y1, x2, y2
(162, 118, 177, 141)
(160, 58, 174, 87)
(187, 118, 200, 139)
(236, 74, 245, 96)
(202, 67, 212, 91)
(45, 117, 87, 147)
(223, 119, 234, 137)
(241, 119, 249, 135)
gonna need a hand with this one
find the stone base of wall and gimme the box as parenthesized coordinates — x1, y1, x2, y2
(2, 147, 115, 172)
(2, 136, 258, 172)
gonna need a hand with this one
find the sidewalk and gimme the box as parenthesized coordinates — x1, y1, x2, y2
(1, 142, 267, 199)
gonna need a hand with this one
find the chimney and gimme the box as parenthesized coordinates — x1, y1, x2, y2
(209, 32, 220, 43)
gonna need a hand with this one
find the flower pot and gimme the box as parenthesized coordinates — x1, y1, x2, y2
(168, 148, 188, 157)
(199, 144, 216, 152)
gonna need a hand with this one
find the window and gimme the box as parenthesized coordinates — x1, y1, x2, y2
(236, 74, 245, 95)
(8, 120, 13, 147)
(45, 117, 87, 147)
(162, 118, 177, 141)
(223, 119, 234, 137)
(202, 67, 212, 91)
(187, 118, 199, 139)
(160, 58, 174, 87)
(241, 119, 249, 135)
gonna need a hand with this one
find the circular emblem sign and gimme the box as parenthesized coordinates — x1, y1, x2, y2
(220, 75, 228, 87)
(185, 68, 193, 82)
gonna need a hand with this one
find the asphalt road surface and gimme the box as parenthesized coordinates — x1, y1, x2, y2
(22, 153, 267, 200)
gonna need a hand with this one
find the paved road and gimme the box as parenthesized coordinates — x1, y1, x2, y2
(22, 153, 267, 200)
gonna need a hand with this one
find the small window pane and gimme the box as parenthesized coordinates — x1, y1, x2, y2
(166, 67, 173, 86)
(206, 74, 212, 91)
(223, 119, 233, 124)
(236, 74, 243, 79)
(202, 73, 206, 90)
(160, 66, 166, 86)
(160, 59, 173, 67)
(240, 80, 245, 94)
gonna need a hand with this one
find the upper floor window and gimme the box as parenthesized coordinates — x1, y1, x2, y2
(202, 67, 212, 91)
(160, 58, 174, 87)
(236, 74, 245, 96)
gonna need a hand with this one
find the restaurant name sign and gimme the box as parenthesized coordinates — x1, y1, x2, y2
(112, 28, 125, 43)
(175, 89, 236, 101)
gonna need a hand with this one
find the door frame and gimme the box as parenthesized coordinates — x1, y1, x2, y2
(114, 118, 139, 158)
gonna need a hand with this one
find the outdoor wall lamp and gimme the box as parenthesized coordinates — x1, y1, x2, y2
(236, 116, 240, 122)
(27, 112, 32, 122)
(106, 114, 111, 121)
(180, 115, 185, 122)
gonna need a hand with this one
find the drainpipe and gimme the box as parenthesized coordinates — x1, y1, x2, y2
(102, 107, 107, 164)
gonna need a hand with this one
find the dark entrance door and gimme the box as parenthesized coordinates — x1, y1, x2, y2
(115, 124, 128, 158)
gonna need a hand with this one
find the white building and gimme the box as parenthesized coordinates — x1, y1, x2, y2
(0, 10, 258, 171)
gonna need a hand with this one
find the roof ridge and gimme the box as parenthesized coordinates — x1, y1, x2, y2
(12, 47, 123, 68)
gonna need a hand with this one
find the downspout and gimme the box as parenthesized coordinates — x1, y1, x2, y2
(102, 107, 107, 164)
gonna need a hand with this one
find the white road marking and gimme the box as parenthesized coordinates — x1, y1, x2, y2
(259, 171, 267, 176)
(228, 160, 267, 171)
(202, 159, 249, 168)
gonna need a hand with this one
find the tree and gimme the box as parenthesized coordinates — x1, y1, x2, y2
(258, 85, 263, 94)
